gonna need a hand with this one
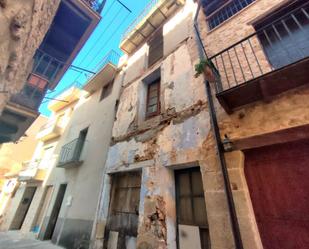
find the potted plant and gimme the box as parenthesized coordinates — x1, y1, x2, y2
(195, 58, 218, 81)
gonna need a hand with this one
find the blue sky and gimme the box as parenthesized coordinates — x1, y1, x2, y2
(40, 0, 150, 116)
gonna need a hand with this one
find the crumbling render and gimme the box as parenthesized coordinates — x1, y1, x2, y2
(111, 100, 208, 145)
(137, 196, 167, 249)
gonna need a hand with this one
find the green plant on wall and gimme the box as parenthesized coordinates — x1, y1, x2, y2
(194, 58, 218, 78)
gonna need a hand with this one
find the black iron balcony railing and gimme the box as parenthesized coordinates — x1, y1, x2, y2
(10, 83, 48, 110)
(10, 50, 66, 110)
(121, 0, 160, 41)
(93, 49, 120, 72)
(58, 137, 86, 166)
(208, 1, 309, 94)
(33, 49, 65, 84)
(83, 0, 105, 12)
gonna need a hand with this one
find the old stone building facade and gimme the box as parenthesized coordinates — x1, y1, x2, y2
(0, 0, 308, 249)
(92, 0, 309, 249)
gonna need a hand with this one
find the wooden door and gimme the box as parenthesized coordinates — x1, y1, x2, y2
(10, 186, 37, 230)
(104, 172, 141, 249)
(43, 184, 67, 240)
(175, 168, 210, 249)
(245, 140, 309, 249)
(32, 186, 53, 233)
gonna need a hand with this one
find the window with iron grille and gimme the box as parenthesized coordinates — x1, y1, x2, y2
(205, 0, 256, 30)
(145, 78, 161, 118)
(148, 27, 163, 67)
(256, 0, 309, 69)
(175, 168, 210, 249)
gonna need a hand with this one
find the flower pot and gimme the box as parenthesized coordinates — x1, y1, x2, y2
(203, 65, 216, 82)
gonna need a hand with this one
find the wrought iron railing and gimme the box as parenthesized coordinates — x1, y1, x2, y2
(121, 0, 160, 42)
(205, 0, 257, 30)
(58, 138, 87, 166)
(10, 49, 66, 110)
(93, 50, 120, 72)
(33, 49, 65, 84)
(82, 0, 105, 12)
(207, 1, 309, 93)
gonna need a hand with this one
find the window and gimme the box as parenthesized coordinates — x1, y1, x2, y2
(148, 27, 163, 67)
(75, 128, 88, 160)
(100, 81, 114, 101)
(204, 0, 256, 30)
(256, 0, 309, 69)
(146, 78, 161, 118)
(175, 168, 210, 249)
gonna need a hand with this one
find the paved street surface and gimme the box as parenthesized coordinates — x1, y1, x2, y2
(0, 231, 64, 249)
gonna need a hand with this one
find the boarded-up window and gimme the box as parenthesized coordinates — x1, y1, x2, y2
(148, 28, 163, 67)
(104, 172, 141, 249)
(146, 79, 160, 118)
(175, 168, 210, 249)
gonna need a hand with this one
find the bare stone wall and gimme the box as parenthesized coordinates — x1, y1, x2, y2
(197, 0, 309, 145)
(0, 0, 60, 113)
(196, 0, 309, 248)
(198, 0, 291, 90)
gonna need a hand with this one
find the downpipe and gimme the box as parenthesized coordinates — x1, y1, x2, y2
(193, 2, 244, 249)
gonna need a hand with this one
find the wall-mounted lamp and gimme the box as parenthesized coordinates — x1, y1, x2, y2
(222, 134, 234, 152)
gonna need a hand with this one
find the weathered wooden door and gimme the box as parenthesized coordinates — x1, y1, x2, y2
(175, 167, 210, 249)
(245, 140, 309, 249)
(10, 186, 37, 230)
(43, 184, 67, 241)
(32, 186, 53, 233)
(105, 172, 141, 249)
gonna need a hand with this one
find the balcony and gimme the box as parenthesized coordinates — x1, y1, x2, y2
(82, 0, 103, 12)
(18, 159, 54, 182)
(48, 82, 83, 112)
(36, 121, 63, 141)
(120, 0, 185, 54)
(207, 1, 309, 113)
(57, 138, 87, 168)
(83, 50, 120, 93)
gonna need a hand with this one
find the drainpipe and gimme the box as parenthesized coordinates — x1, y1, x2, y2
(193, 2, 244, 249)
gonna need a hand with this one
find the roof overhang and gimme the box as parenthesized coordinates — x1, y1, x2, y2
(0, 104, 39, 143)
(83, 63, 117, 93)
(48, 0, 101, 89)
(120, 0, 185, 54)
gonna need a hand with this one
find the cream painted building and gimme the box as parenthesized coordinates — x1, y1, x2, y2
(0, 115, 47, 222)
(0, 86, 79, 234)
(34, 52, 122, 249)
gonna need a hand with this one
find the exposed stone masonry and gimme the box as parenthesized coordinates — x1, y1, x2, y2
(0, 0, 60, 113)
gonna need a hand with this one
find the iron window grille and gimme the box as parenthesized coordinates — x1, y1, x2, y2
(206, 0, 256, 30)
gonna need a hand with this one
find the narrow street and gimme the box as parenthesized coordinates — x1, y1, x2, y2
(0, 231, 63, 249)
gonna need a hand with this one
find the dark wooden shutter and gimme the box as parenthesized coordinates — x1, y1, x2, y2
(148, 28, 163, 67)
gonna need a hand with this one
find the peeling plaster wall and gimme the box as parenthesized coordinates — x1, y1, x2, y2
(95, 1, 217, 248)
(0, 0, 60, 112)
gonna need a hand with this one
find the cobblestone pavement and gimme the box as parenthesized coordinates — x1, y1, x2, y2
(0, 231, 64, 249)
